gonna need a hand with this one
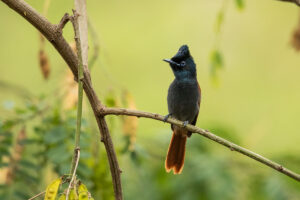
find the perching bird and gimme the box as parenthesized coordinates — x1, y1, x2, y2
(163, 45, 201, 174)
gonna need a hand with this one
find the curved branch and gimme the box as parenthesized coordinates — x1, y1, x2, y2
(99, 107, 300, 182)
(1, 0, 122, 199)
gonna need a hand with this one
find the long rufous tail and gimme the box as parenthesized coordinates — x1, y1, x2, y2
(165, 130, 187, 174)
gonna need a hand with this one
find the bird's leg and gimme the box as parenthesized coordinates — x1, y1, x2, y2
(183, 121, 189, 127)
(163, 113, 172, 122)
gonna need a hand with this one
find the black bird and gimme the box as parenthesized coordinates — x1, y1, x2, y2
(163, 45, 201, 174)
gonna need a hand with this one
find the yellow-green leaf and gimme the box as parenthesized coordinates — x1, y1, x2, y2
(215, 11, 224, 33)
(69, 189, 77, 200)
(78, 183, 89, 200)
(58, 194, 66, 200)
(44, 178, 61, 200)
(235, 0, 244, 10)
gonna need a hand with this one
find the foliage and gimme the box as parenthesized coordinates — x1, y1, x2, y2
(234, 0, 245, 10)
(0, 94, 298, 200)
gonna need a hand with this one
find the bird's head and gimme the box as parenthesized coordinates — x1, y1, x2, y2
(163, 45, 196, 80)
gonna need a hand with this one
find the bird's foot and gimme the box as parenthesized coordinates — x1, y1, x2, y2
(163, 113, 172, 122)
(183, 121, 189, 127)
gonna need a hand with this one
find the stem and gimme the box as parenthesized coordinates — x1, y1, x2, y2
(70, 10, 84, 174)
(66, 148, 80, 199)
(65, 10, 84, 200)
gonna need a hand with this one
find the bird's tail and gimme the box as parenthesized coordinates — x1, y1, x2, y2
(165, 129, 187, 174)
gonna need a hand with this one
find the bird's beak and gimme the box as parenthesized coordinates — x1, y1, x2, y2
(163, 59, 180, 67)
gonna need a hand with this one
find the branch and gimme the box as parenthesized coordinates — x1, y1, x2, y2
(276, 0, 300, 6)
(99, 107, 300, 182)
(1, 0, 122, 199)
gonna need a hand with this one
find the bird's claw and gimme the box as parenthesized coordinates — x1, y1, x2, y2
(183, 121, 189, 127)
(163, 113, 172, 122)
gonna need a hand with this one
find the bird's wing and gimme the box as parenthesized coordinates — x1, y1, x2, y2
(188, 82, 201, 136)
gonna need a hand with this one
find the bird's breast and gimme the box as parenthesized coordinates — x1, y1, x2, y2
(167, 79, 200, 122)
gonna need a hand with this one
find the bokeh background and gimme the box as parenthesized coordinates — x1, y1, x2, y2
(1, 0, 300, 199)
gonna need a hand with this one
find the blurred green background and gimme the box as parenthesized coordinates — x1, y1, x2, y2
(1, 0, 300, 199)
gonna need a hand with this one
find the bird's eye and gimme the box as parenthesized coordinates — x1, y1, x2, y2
(180, 61, 186, 67)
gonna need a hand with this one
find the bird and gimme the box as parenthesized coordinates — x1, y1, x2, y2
(163, 45, 201, 174)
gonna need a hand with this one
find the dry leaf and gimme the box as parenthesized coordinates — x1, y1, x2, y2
(121, 91, 138, 151)
(39, 49, 50, 79)
(291, 12, 300, 51)
(292, 28, 300, 51)
(60, 41, 79, 110)
(6, 126, 26, 184)
(0, 157, 9, 184)
(62, 69, 78, 110)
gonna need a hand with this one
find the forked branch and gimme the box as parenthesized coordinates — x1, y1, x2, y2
(1, 0, 122, 199)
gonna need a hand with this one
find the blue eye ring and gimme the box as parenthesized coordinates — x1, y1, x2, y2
(180, 61, 186, 67)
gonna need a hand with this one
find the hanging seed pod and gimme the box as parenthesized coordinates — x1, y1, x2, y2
(39, 49, 50, 79)
(6, 126, 26, 184)
(44, 178, 62, 200)
(291, 11, 300, 51)
(62, 69, 78, 110)
(121, 90, 138, 151)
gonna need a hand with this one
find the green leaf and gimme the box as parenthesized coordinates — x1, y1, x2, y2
(14, 190, 30, 200)
(19, 159, 39, 169)
(15, 170, 38, 183)
(80, 151, 91, 159)
(0, 147, 10, 157)
(215, 11, 224, 33)
(2, 101, 15, 110)
(46, 145, 71, 164)
(235, 0, 244, 10)
(18, 138, 40, 145)
(15, 108, 26, 114)
(2, 120, 16, 129)
(1, 134, 13, 145)
(44, 126, 68, 144)
(0, 162, 9, 168)
(210, 50, 224, 69)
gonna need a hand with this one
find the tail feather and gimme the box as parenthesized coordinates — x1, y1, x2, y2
(165, 130, 187, 174)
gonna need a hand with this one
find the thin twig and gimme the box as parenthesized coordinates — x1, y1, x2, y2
(100, 107, 300, 182)
(276, 0, 300, 6)
(57, 13, 70, 31)
(66, 148, 80, 199)
(28, 191, 46, 200)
